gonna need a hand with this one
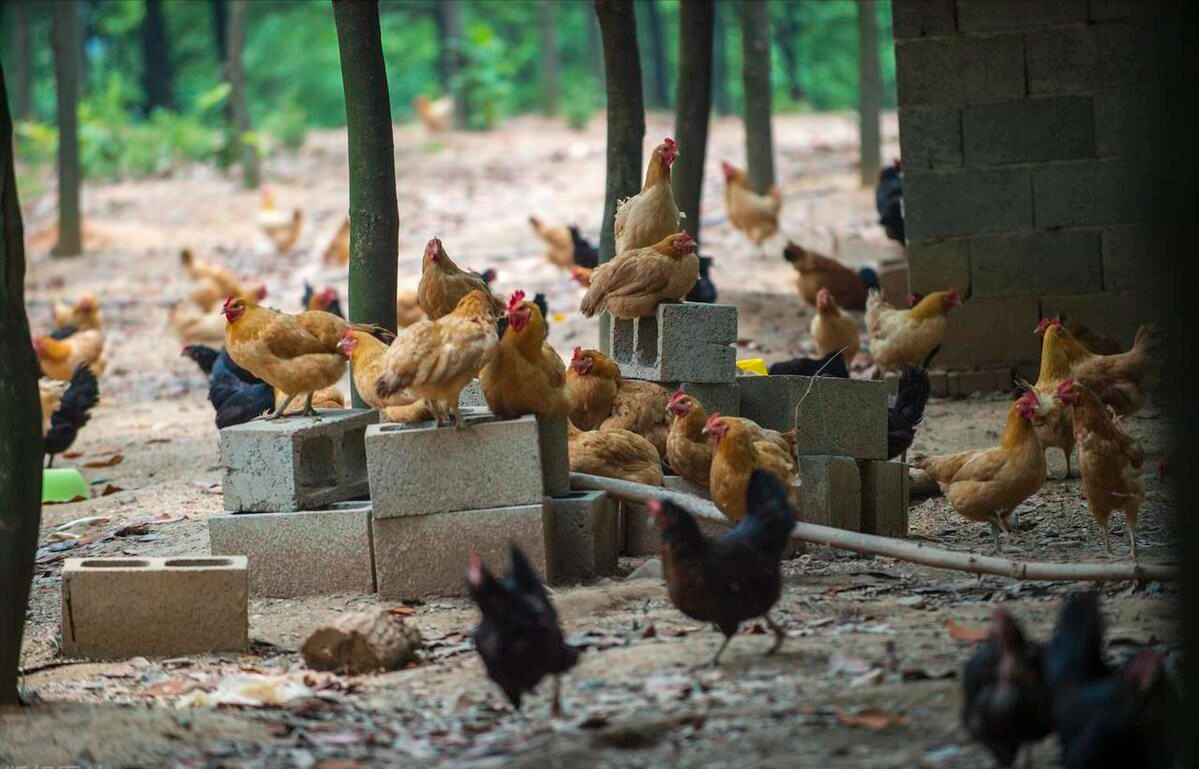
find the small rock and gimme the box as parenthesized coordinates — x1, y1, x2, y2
(897, 596, 925, 609)
(628, 558, 663, 581)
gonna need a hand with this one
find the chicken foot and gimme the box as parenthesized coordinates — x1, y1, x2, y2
(707, 634, 734, 667)
(550, 675, 563, 718)
(263, 393, 298, 420)
(764, 614, 786, 656)
(1127, 516, 1139, 562)
(301, 390, 318, 417)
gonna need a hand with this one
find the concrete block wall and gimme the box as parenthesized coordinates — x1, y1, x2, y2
(895, 0, 1163, 369)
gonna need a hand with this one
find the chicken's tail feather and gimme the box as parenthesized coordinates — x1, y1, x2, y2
(44, 364, 100, 456)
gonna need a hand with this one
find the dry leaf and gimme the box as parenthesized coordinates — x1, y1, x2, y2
(835, 708, 910, 729)
(84, 454, 124, 468)
(63, 450, 84, 459)
(145, 438, 171, 444)
(944, 620, 988, 642)
(387, 606, 415, 617)
(100, 483, 126, 496)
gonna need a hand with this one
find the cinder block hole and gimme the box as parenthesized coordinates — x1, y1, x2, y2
(163, 558, 235, 568)
(79, 559, 150, 568)
(338, 429, 367, 481)
(555, 492, 592, 500)
(298, 436, 337, 489)
(635, 316, 658, 366)
(612, 318, 634, 360)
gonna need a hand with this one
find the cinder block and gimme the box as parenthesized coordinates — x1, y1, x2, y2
(895, 34, 1025, 106)
(660, 380, 740, 417)
(1102, 225, 1158, 292)
(458, 380, 486, 408)
(551, 491, 618, 584)
(946, 371, 963, 399)
(903, 168, 1033, 240)
(858, 460, 909, 538)
(963, 96, 1095, 166)
(908, 240, 971, 296)
(366, 413, 544, 519)
(623, 500, 734, 557)
(1089, 0, 1151, 20)
(208, 506, 374, 597)
(798, 456, 861, 531)
(898, 106, 962, 171)
(791, 377, 888, 460)
(891, 0, 956, 39)
(928, 369, 950, 397)
(1026, 23, 1149, 95)
(878, 259, 910, 306)
(738, 375, 801, 432)
(989, 367, 1014, 393)
(537, 415, 571, 496)
(1093, 88, 1155, 158)
(937, 297, 1042, 368)
(610, 302, 738, 383)
(956, 0, 1087, 32)
(970, 230, 1103, 298)
(221, 409, 378, 513)
(62, 556, 248, 659)
(373, 501, 554, 598)
(1040, 290, 1160, 348)
(1033, 158, 1151, 228)
(882, 371, 900, 396)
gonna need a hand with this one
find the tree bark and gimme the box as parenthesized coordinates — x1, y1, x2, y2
(740, 0, 774, 193)
(8, 2, 33, 119)
(226, 0, 258, 188)
(51, 0, 82, 258)
(141, 0, 174, 113)
(0, 59, 44, 706)
(541, 0, 560, 116)
(711, 0, 731, 116)
(672, 0, 713, 245)
(439, 0, 466, 129)
(584, 0, 605, 86)
(636, 0, 669, 110)
(332, 0, 399, 405)
(211, 0, 229, 68)
(856, 0, 882, 187)
(774, 2, 804, 102)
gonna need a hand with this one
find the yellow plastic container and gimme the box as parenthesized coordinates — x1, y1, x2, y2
(736, 358, 769, 376)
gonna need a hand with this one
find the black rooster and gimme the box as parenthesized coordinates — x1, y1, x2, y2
(44, 364, 100, 467)
(768, 349, 849, 378)
(650, 470, 795, 666)
(685, 255, 718, 304)
(887, 364, 932, 462)
(468, 545, 578, 716)
(876, 160, 904, 244)
(569, 225, 599, 270)
(206, 347, 275, 429)
(181, 343, 221, 376)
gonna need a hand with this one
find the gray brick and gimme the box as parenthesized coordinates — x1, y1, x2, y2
(896, 34, 1025, 106)
(898, 106, 962, 170)
(458, 379, 486, 408)
(1093, 88, 1156, 158)
(623, 500, 732, 557)
(937, 297, 1042, 368)
(551, 492, 618, 584)
(373, 501, 554, 599)
(738, 375, 804, 432)
(792, 377, 889, 460)
(908, 239, 971, 296)
(1026, 23, 1150, 95)
(62, 556, 248, 659)
(957, 0, 1087, 32)
(858, 460, 909, 538)
(1041, 290, 1160, 348)
(1089, 0, 1154, 21)
(892, 0, 957, 39)
(220, 409, 378, 513)
(537, 415, 571, 496)
(662, 381, 741, 417)
(878, 259, 911, 305)
(610, 302, 737, 383)
(1033, 159, 1151, 228)
(928, 369, 950, 397)
(1102, 225, 1158, 292)
(971, 230, 1102, 297)
(946, 370, 963, 398)
(963, 96, 1094, 165)
(798, 456, 861, 531)
(365, 413, 544, 519)
(208, 506, 374, 598)
(904, 168, 1032, 240)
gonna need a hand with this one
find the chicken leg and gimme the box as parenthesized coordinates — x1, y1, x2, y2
(708, 634, 734, 667)
(1127, 516, 1139, 562)
(550, 675, 563, 718)
(764, 614, 786, 656)
(264, 393, 298, 420)
(989, 512, 1006, 554)
(301, 390, 318, 417)
(1099, 516, 1113, 555)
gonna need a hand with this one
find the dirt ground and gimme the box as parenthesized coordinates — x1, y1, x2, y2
(2, 112, 1178, 768)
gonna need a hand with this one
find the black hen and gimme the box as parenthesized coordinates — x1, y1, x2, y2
(44, 364, 100, 467)
(301, 283, 345, 318)
(876, 161, 904, 244)
(569, 225, 599, 270)
(49, 324, 79, 341)
(651, 470, 794, 665)
(887, 364, 931, 461)
(207, 347, 274, 429)
(961, 609, 1054, 767)
(468, 545, 579, 716)
(685, 255, 718, 304)
(1046, 593, 1178, 769)
(181, 344, 221, 376)
(768, 349, 849, 378)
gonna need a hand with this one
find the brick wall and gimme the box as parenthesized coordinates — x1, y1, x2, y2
(893, 0, 1162, 369)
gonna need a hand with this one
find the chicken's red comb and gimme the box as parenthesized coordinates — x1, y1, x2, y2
(663, 137, 676, 148)
(571, 346, 583, 360)
(466, 552, 484, 586)
(646, 498, 663, 515)
(222, 295, 235, 309)
(1056, 378, 1075, 395)
(817, 287, 831, 300)
(507, 290, 526, 313)
(256, 285, 268, 300)
(669, 389, 686, 404)
(705, 412, 722, 429)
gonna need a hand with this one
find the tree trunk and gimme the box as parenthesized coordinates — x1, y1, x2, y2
(672, 0, 713, 245)
(211, 0, 229, 68)
(141, 0, 173, 113)
(51, 0, 82, 258)
(856, 0, 882, 187)
(740, 0, 774, 193)
(711, 0, 731, 116)
(8, 1, 33, 120)
(584, 0, 605, 86)
(332, 0, 399, 406)
(774, 2, 804, 102)
(431, 1, 451, 94)
(226, 0, 258, 188)
(0, 59, 44, 707)
(636, 0, 669, 110)
(595, 0, 644, 353)
(541, 0, 560, 116)
(439, 0, 466, 129)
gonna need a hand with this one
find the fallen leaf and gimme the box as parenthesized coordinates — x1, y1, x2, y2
(63, 450, 84, 459)
(43, 495, 88, 506)
(83, 454, 124, 468)
(944, 620, 988, 643)
(641, 624, 657, 639)
(145, 438, 171, 444)
(835, 708, 910, 729)
(387, 606, 415, 617)
(99, 483, 126, 496)
(145, 512, 184, 524)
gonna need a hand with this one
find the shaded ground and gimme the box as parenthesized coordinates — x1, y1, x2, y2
(4, 112, 1178, 768)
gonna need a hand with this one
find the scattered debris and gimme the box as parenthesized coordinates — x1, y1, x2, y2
(302, 608, 422, 674)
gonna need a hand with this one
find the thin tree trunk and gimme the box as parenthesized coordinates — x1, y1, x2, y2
(774, 2, 804, 102)
(440, 0, 466, 129)
(711, 0, 731, 116)
(141, 0, 173, 113)
(740, 0, 774, 193)
(0, 60, 44, 707)
(541, 0, 560, 116)
(857, 0, 882, 187)
(595, 0, 644, 353)
(584, 0, 604, 86)
(332, 0, 399, 406)
(636, 0, 669, 109)
(76, 1, 89, 96)
(51, 0, 82, 258)
(672, 0, 713, 245)
(226, 0, 258, 188)
(431, 1, 451, 94)
(211, 0, 229, 68)
(8, 1, 33, 120)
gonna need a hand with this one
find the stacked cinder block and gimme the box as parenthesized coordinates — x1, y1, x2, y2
(895, 0, 1162, 381)
(887, 367, 1013, 399)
